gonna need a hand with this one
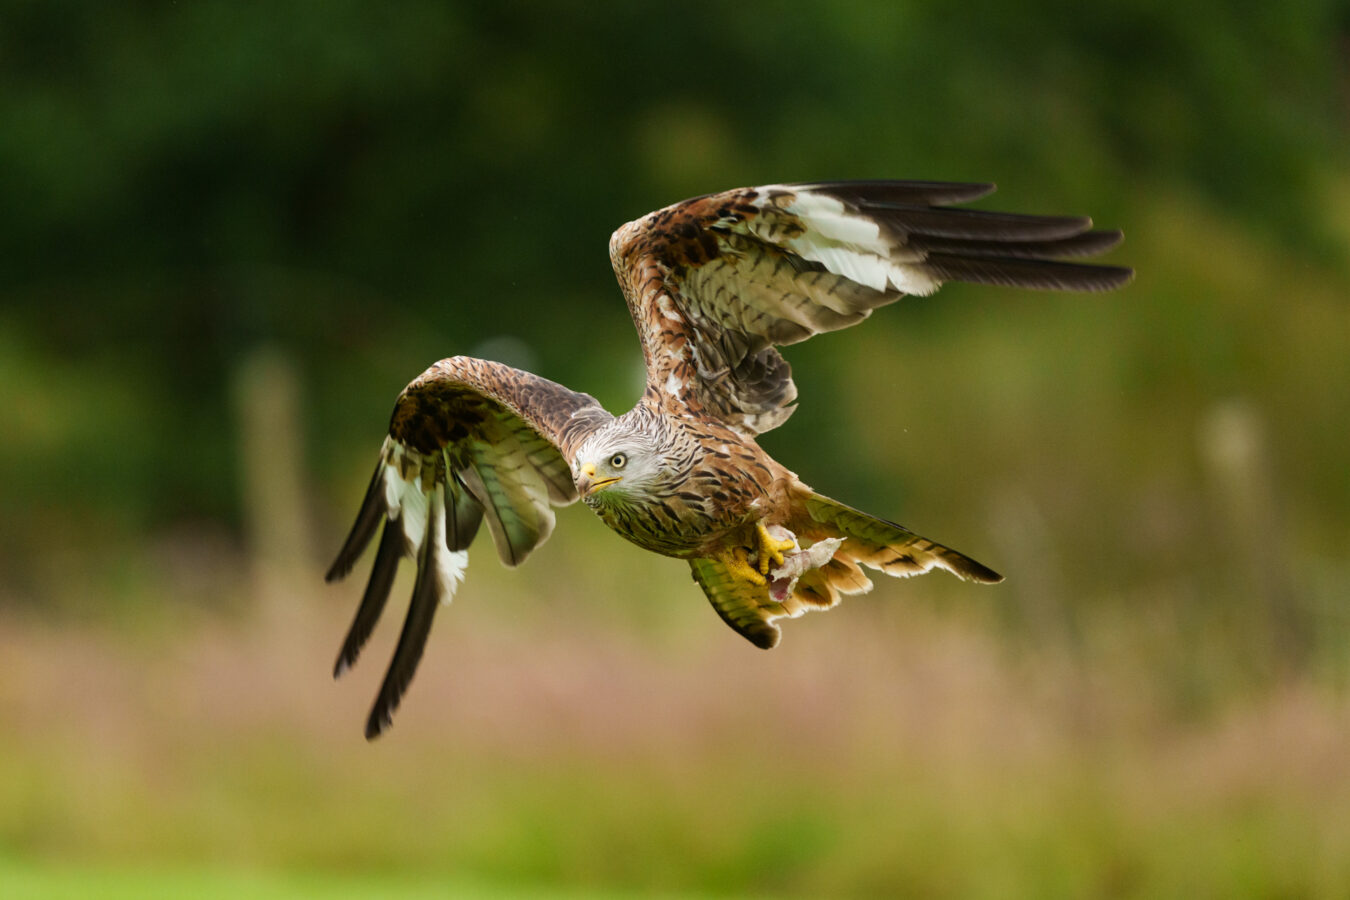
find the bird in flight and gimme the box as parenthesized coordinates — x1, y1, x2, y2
(326, 181, 1132, 738)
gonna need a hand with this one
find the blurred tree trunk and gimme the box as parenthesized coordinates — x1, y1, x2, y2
(1198, 398, 1310, 678)
(233, 345, 315, 616)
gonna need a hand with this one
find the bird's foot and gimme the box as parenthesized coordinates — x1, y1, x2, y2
(755, 521, 797, 575)
(721, 547, 767, 586)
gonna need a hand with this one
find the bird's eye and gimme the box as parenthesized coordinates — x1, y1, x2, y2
(609, 453, 627, 469)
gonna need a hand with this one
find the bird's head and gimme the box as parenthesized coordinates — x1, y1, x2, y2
(572, 424, 665, 507)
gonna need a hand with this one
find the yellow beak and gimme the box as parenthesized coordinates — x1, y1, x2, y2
(577, 461, 620, 496)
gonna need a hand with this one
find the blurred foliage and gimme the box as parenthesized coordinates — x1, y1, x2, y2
(2, 0, 1345, 521)
(0, 0, 1345, 665)
(1, 0, 1348, 677)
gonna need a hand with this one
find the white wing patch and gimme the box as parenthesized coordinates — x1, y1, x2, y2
(379, 438, 468, 606)
(426, 489, 469, 602)
(771, 188, 941, 296)
(730, 186, 938, 296)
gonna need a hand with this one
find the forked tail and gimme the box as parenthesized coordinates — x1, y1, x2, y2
(802, 491, 1002, 586)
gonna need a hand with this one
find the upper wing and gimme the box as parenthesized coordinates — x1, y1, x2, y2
(325, 356, 611, 738)
(609, 180, 1134, 437)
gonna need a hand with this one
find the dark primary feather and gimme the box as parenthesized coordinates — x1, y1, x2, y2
(800, 180, 997, 206)
(923, 252, 1135, 292)
(364, 507, 444, 740)
(907, 228, 1124, 260)
(867, 204, 1094, 241)
(333, 519, 402, 678)
(325, 463, 388, 583)
(808, 181, 1132, 290)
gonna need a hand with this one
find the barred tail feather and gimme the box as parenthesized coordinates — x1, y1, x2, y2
(804, 492, 1002, 584)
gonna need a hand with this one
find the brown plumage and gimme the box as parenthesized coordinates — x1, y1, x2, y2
(327, 181, 1132, 736)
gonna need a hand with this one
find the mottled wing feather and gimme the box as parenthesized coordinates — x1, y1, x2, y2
(688, 558, 786, 649)
(326, 356, 611, 737)
(456, 415, 561, 566)
(610, 181, 1132, 437)
(443, 474, 484, 552)
(688, 557, 848, 650)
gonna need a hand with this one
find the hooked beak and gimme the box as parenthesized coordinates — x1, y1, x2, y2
(578, 461, 620, 496)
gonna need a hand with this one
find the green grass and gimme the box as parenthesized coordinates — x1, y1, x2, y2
(0, 856, 708, 900)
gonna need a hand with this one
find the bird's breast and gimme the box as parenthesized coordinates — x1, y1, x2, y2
(583, 455, 773, 559)
(584, 487, 716, 558)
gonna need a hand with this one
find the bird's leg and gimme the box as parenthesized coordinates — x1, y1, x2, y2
(719, 546, 767, 586)
(755, 521, 796, 575)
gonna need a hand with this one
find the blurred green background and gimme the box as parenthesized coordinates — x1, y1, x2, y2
(3, 1, 1349, 897)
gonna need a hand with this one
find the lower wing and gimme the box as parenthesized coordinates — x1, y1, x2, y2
(325, 356, 610, 738)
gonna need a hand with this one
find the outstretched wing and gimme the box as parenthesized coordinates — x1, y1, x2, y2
(325, 356, 611, 738)
(610, 180, 1133, 437)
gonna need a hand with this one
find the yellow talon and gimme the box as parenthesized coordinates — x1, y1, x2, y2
(721, 547, 767, 586)
(755, 521, 796, 575)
